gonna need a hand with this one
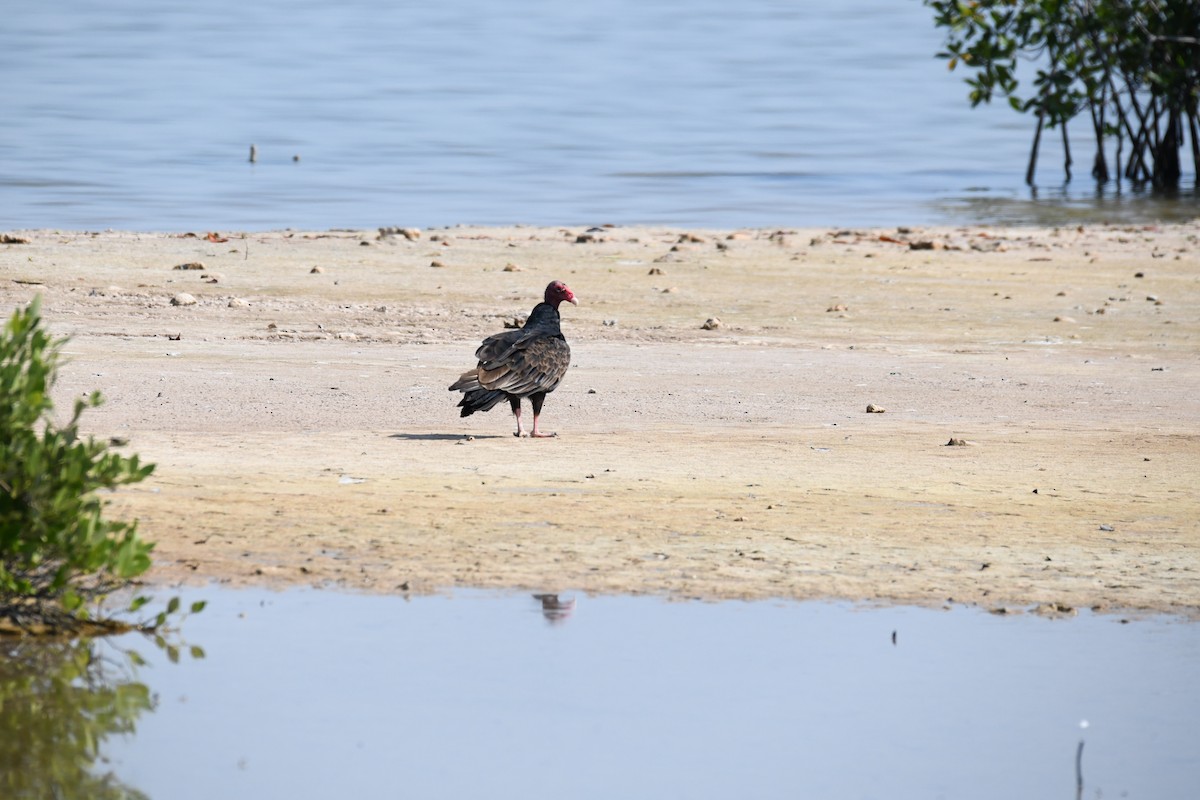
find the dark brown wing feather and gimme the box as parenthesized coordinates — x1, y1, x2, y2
(475, 334, 570, 397)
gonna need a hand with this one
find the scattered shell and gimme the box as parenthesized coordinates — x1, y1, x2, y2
(228, 298, 250, 308)
(266, 322, 277, 330)
(1053, 316, 1076, 323)
(701, 317, 722, 330)
(909, 239, 946, 251)
(677, 233, 707, 244)
(1, 234, 31, 244)
(174, 262, 205, 270)
(1033, 603, 1077, 617)
(309, 266, 324, 274)
(575, 233, 599, 244)
(170, 292, 197, 306)
(502, 263, 523, 272)
(336, 331, 357, 341)
(661, 287, 677, 293)
(945, 437, 971, 446)
(865, 404, 886, 413)
(648, 267, 665, 275)
(430, 260, 445, 268)
(827, 303, 848, 312)
(377, 226, 421, 241)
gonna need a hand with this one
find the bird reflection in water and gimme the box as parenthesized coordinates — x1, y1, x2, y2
(532, 593, 576, 625)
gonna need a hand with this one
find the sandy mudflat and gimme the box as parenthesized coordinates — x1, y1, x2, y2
(2, 222, 1198, 616)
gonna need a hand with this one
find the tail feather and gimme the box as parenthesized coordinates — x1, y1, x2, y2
(448, 370, 480, 392)
(456, 387, 507, 417)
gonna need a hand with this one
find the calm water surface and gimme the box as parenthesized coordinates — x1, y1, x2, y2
(4, 588, 1198, 799)
(2, 0, 1196, 231)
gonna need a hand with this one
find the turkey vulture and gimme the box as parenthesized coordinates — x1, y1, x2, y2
(449, 280, 577, 437)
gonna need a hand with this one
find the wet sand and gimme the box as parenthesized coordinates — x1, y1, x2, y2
(3, 222, 1198, 616)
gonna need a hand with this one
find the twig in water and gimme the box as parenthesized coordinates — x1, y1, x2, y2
(1075, 739, 1085, 800)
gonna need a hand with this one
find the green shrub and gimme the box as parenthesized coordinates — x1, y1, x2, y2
(1, 296, 155, 627)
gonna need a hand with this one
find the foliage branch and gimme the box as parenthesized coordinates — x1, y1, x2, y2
(927, 0, 1200, 187)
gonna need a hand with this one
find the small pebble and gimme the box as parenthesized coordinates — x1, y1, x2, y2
(170, 292, 197, 306)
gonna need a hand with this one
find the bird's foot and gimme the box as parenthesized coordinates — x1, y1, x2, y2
(529, 431, 558, 438)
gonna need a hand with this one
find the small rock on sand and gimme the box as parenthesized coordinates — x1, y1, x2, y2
(701, 317, 722, 330)
(174, 262, 206, 270)
(910, 239, 946, 251)
(866, 404, 886, 413)
(170, 293, 197, 306)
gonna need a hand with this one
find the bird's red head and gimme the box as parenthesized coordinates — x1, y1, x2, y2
(545, 280, 577, 309)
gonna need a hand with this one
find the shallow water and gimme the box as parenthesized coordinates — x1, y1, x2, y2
(5, 588, 1197, 799)
(2, 0, 1196, 231)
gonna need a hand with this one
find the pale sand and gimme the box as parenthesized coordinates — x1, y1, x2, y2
(3, 222, 1198, 616)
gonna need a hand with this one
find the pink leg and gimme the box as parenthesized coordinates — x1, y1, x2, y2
(529, 412, 556, 438)
(512, 406, 525, 437)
